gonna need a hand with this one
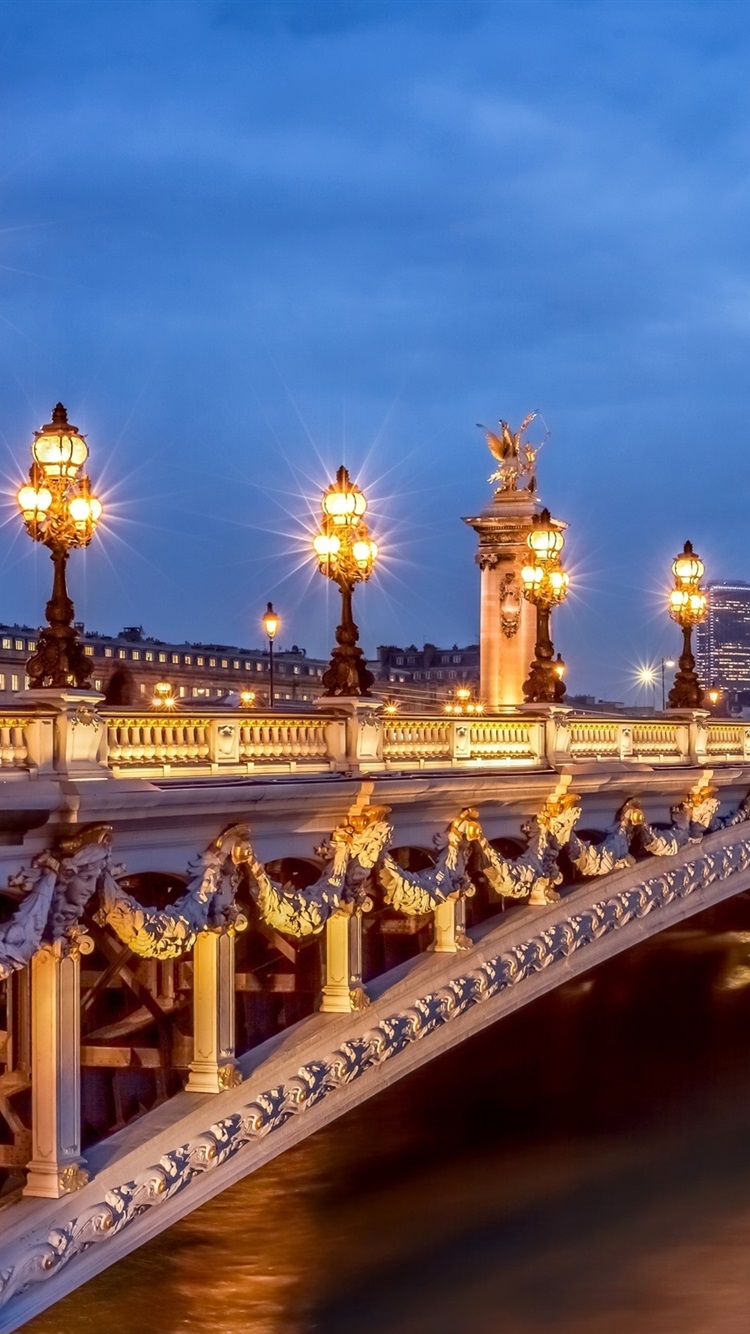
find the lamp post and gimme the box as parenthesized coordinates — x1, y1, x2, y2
(660, 657, 675, 711)
(667, 540, 707, 709)
(262, 602, 279, 706)
(313, 465, 378, 696)
(16, 403, 102, 690)
(520, 508, 569, 703)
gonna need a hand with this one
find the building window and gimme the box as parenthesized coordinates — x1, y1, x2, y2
(452, 655, 461, 664)
(10, 674, 18, 692)
(104, 648, 113, 658)
(28, 641, 36, 652)
(94, 678, 102, 690)
(139, 683, 146, 697)
(14, 640, 23, 651)
(0, 674, 5, 691)
(1, 639, 10, 650)
(221, 659, 228, 668)
(132, 650, 140, 661)
(196, 656, 204, 666)
(84, 646, 94, 657)
(233, 660, 240, 669)
(159, 652, 167, 663)
(193, 687, 210, 698)
(396, 656, 404, 665)
(256, 662, 263, 671)
(118, 649, 126, 659)
(179, 685, 186, 698)
(171, 654, 179, 664)
(209, 657, 216, 667)
(449, 670, 456, 679)
(145, 651, 154, 662)
(293, 666, 300, 675)
(184, 655, 192, 666)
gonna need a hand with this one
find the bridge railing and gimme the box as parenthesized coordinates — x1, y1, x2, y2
(3, 695, 750, 778)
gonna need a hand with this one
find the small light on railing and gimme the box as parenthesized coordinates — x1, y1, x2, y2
(382, 696, 400, 715)
(239, 689, 256, 708)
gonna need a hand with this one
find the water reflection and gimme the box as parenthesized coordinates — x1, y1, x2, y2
(28, 897, 750, 1334)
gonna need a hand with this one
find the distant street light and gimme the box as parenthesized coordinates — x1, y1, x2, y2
(707, 682, 722, 710)
(17, 403, 103, 689)
(637, 664, 657, 710)
(660, 657, 675, 711)
(520, 508, 569, 703)
(313, 466, 378, 696)
(262, 602, 279, 706)
(667, 541, 707, 709)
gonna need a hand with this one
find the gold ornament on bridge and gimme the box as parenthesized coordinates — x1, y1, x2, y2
(17, 404, 103, 689)
(313, 465, 378, 696)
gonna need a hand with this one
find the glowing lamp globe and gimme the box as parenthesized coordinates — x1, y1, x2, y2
(17, 483, 52, 523)
(527, 508, 564, 561)
(32, 403, 88, 481)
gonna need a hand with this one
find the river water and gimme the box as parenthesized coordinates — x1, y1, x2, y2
(27, 896, 750, 1334)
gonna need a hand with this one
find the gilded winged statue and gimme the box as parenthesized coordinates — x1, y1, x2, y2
(478, 411, 547, 494)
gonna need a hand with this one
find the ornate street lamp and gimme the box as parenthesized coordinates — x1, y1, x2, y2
(313, 465, 378, 696)
(16, 403, 103, 690)
(667, 540, 707, 709)
(152, 680, 176, 709)
(520, 508, 569, 703)
(261, 602, 279, 705)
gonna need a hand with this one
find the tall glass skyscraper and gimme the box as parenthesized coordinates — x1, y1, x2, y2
(695, 583, 750, 687)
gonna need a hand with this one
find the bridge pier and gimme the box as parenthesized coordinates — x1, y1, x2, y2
(24, 943, 89, 1199)
(186, 930, 241, 1093)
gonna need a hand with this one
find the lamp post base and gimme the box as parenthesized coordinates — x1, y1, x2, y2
(668, 627, 703, 710)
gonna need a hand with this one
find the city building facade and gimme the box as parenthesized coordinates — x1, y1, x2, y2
(695, 583, 750, 691)
(376, 642, 480, 707)
(0, 623, 329, 706)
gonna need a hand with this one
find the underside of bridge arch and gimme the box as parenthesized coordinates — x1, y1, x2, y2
(4, 818, 750, 1331)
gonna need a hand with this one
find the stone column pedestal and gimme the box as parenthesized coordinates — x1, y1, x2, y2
(315, 696, 383, 771)
(20, 689, 109, 779)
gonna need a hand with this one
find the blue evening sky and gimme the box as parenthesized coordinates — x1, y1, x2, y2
(0, 0, 747, 699)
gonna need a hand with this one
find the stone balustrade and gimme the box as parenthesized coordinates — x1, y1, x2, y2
(0, 695, 749, 779)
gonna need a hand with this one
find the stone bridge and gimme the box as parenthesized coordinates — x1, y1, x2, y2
(0, 694, 746, 1328)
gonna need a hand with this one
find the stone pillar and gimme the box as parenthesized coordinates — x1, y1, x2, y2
(464, 493, 565, 710)
(320, 906, 368, 1013)
(24, 942, 90, 1198)
(21, 689, 109, 779)
(315, 697, 383, 772)
(186, 929, 241, 1093)
(431, 898, 462, 953)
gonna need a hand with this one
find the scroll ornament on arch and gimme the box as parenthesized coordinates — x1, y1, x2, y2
(238, 807, 393, 938)
(378, 810, 477, 918)
(95, 824, 250, 959)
